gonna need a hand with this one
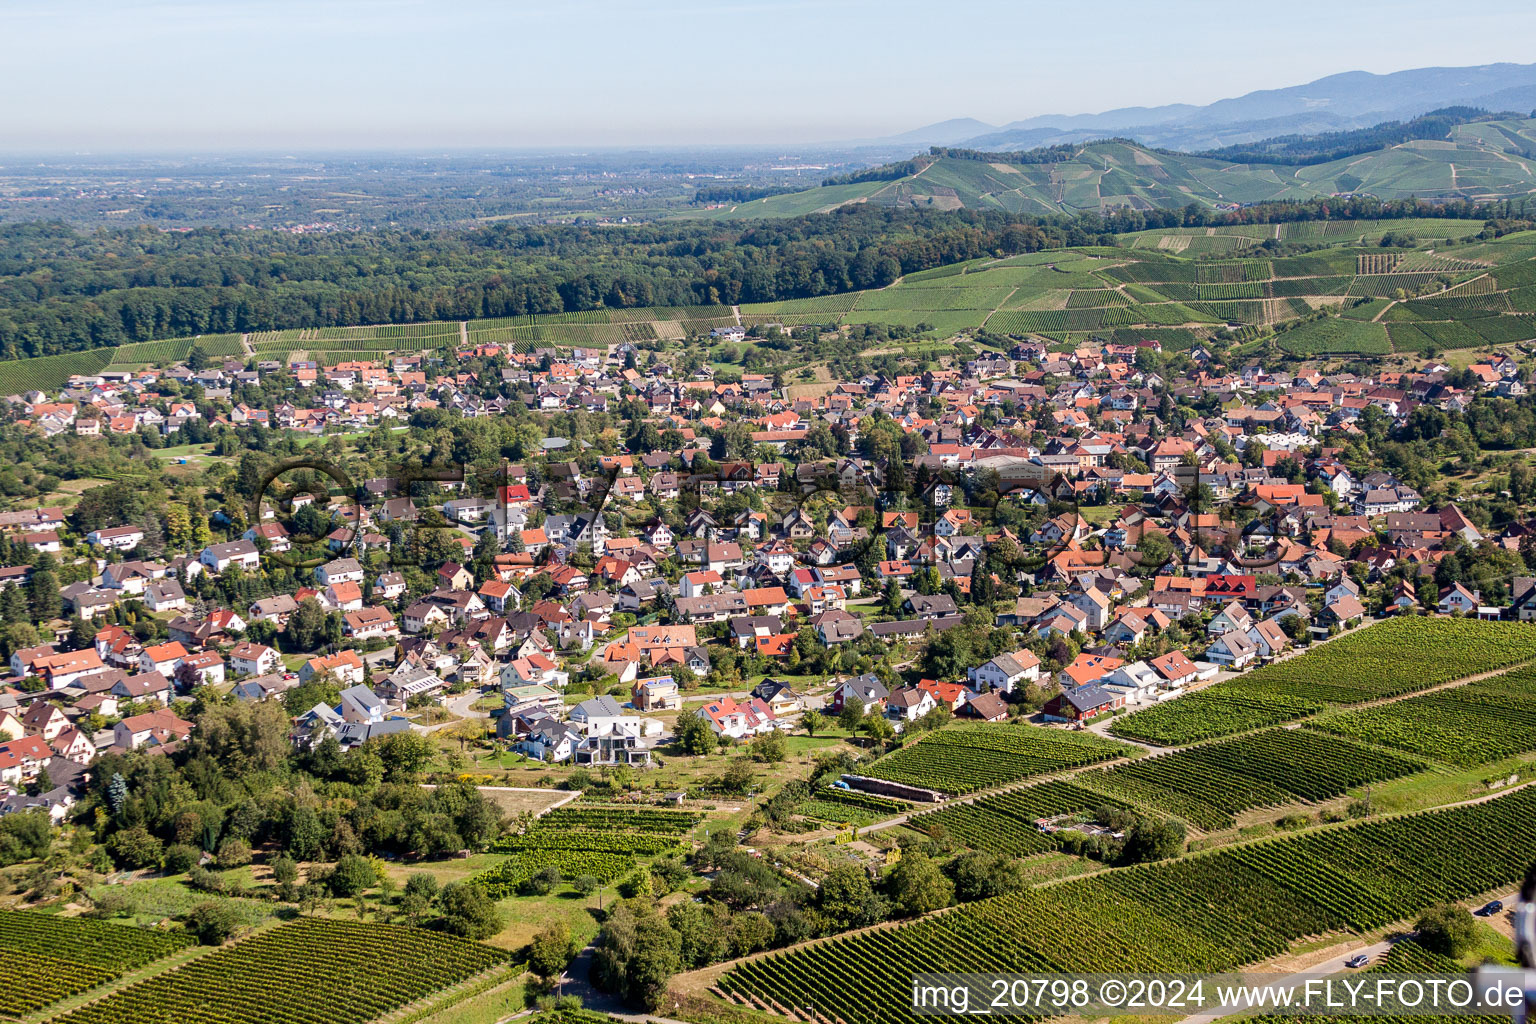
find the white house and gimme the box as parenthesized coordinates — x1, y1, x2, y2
(885, 686, 938, 723)
(87, 526, 145, 551)
(1205, 601, 1254, 637)
(1205, 630, 1258, 668)
(966, 649, 1042, 693)
(200, 540, 260, 573)
(229, 642, 279, 677)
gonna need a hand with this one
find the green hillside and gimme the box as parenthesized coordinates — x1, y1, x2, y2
(16, 223, 1536, 394)
(695, 119, 1536, 220)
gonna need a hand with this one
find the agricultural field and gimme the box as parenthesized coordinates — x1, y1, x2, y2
(719, 786, 1536, 1024)
(48, 918, 508, 1024)
(1105, 689, 1323, 746)
(910, 780, 1131, 857)
(1275, 316, 1390, 355)
(1080, 728, 1425, 830)
(537, 805, 703, 833)
(0, 909, 195, 1017)
(857, 724, 1133, 795)
(470, 809, 694, 898)
(104, 335, 244, 370)
(1312, 663, 1536, 767)
(0, 347, 114, 394)
(797, 787, 910, 826)
(1111, 618, 1536, 746)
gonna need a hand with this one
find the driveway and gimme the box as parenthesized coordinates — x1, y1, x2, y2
(411, 688, 493, 734)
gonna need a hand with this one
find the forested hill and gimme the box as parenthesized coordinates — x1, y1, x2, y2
(0, 210, 1096, 359)
(0, 197, 1500, 361)
(698, 117, 1536, 220)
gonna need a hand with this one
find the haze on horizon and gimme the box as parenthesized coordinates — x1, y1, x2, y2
(8, 0, 1536, 153)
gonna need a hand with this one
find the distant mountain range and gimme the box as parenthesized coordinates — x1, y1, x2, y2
(879, 62, 1536, 152)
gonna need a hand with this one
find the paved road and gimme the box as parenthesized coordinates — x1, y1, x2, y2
(411, 688, 492, 734)
(1177, 940, 1395, 1024)
(1178, 885, 1522, 1024)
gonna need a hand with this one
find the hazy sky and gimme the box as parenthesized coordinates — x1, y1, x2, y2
(8, 0, 1536, 151)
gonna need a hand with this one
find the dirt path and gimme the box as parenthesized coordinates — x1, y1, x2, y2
(460, 320, 469, 348)
(239, 332, 253, 359)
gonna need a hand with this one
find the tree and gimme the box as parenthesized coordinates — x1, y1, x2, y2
(528, 922, 576, 982)
(862, 714, 896, 745)
(887, 852, 954, 917)
(186, 700, 290, 774)
(216, 838, 252, 869)
(750, 729, 787, 763)
(624, 915, 683, 1010)
(437, 881, 502, 939)
(1415, 903, 1478, 957)
(285, 597, 327, 651)
(948, 850, 1029, 902)
(720, 758, 755, 795)
(802, 709, 826, 736)
(818, 863, 886, 930)
(726, 911, 776, 957)
(837, 696, 865, 734)
(1119, 817, 1186, 864)
(107, 825, 164, 869)
(673, 708, 715, 755)
(164, 843, 201, 874)
(270, 854, 299, 899)
(186, 900, 241, 945)
(375, 732, 437, 780)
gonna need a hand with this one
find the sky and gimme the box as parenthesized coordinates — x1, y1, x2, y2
(7, 0, 1536, 152)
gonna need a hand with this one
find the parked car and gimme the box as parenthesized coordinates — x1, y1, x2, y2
(1480, 900, 1505, 917)
(1346, 955, 1370, 968)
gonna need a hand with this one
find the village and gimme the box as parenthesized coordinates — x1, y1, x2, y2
(0, 324, 1526, 824)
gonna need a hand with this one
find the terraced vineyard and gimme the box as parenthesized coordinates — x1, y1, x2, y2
(49, 918, 507, 1024)
(473, 847, 636, 897)
(1081, 728, 1426, 830)
(910, 780, 1131, 856)
(0, 909, 195, 1016)
(858, 724, 1134, 795)
(539, 805, 703, 833)
(799, 787, 911, 826)
(719, 786, 1536, 1024)
(1111, 618, 1536, 746)
(1312, 663, 1536, 767)
(471, 808, 694, 898)
(0, 347, 115, 394)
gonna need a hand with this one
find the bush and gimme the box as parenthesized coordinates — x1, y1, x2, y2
(187, 865, 227, 894)
(519, 865, 562, 896)
(618, 868, 653, 899)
